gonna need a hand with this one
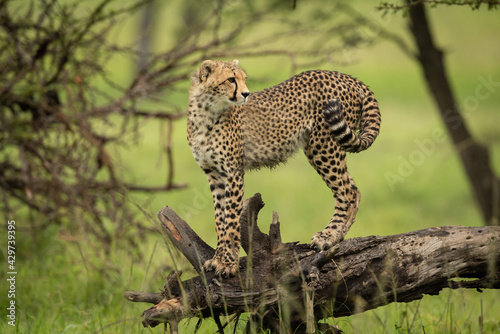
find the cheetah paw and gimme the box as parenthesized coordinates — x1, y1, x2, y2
(310, 231, 339, 251)
(203, 257, 238, 277)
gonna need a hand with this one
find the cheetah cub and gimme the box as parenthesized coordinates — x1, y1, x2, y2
(187, 59, 381, 276)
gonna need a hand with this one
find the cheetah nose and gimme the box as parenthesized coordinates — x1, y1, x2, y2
(242, 91, 250, 99)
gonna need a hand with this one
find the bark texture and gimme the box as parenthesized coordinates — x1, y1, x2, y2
(125, 194, 500, 333)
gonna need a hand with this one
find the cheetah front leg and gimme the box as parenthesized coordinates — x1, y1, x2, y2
(203, 170, 244, 277)
(203, 170, 226, 272)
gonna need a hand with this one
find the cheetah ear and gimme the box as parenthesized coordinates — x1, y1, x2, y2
(200, 60, 214, 82)
(232, 59, 239, 66)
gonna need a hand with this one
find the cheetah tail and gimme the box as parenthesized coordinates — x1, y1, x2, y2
(323, 95, 381, 153)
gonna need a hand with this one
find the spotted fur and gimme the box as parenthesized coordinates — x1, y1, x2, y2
(187, 60, 381, 276)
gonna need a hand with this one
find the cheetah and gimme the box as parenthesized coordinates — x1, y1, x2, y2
(187, 59, 381, 276)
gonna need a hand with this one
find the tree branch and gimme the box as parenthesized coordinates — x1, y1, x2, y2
(378, 0, 500, 11)
(407, 1, 500, 226)
(125, 194, 500, 332)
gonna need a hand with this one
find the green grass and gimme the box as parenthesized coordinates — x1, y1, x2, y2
(2, 1, 500, 333)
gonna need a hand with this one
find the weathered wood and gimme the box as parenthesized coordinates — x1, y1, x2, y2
(157, 206, 214, 275)
(240, 193, 269, 254)
(269, 211, 284, 254)
(123, 291, 163, 304)
(126, 194, 500, 333)
(163, 270, 183, 300)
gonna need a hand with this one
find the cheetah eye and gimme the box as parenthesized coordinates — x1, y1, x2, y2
(227, 77, 236, 84)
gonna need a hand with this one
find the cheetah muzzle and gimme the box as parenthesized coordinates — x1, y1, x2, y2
(187, 59, 381, 276)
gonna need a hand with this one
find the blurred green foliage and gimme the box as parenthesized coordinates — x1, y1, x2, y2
(1, 0, 499, 333)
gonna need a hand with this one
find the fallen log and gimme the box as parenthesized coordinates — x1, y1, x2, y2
(124, 193, 500, 333)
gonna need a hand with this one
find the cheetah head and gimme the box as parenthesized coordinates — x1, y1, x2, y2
(192, 59, 250, 109)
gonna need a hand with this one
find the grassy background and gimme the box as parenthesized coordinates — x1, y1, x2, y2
(1, 0, 500, 333)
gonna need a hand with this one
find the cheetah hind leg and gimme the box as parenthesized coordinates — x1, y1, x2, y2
(310, 177, 361, 251)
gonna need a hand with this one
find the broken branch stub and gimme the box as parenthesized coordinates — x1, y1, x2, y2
(157, 206, 214, 275)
